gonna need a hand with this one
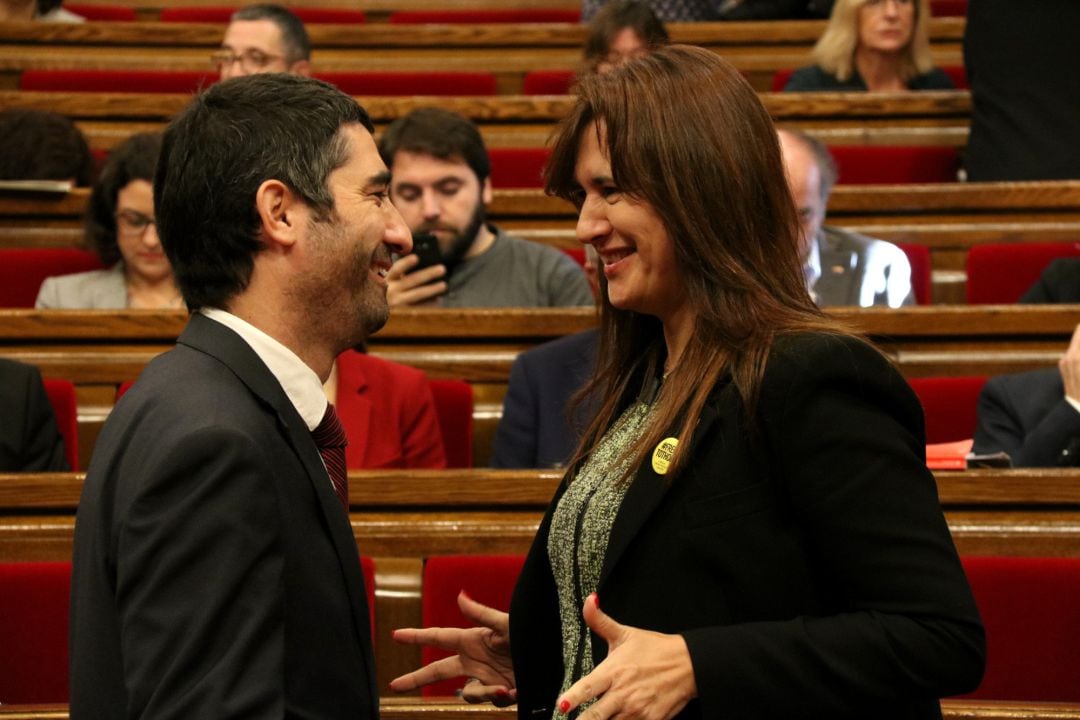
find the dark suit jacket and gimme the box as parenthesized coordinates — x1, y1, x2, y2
(963, 0, 1080, 181)
(70, 313, 377, 719)
(972, 367, 1080, 467)
(0, 358, 67, 472)
(509, 333, 984, 720)
(1019, 258, 1080, 303)
(813, 226, 915, 308)
(336, 350, 446, 469)
(491, 328, 599, 469)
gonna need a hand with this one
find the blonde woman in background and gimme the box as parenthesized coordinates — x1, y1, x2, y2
(784, 0, 953, 92)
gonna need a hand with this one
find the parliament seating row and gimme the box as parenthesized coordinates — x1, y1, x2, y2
(0, 88, 976, 151)
(0, 306, 1075, 467)
(4, 554, 1077, 705)
(0, 18, 966, 92)
(1, 469, 1079, 704)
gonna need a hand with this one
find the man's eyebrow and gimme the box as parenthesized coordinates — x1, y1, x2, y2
(366, 171, 392, 189)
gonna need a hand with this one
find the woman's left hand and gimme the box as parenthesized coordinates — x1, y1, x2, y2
(556, 593, 697, 720)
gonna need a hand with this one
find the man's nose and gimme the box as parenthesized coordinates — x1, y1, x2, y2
(420, 189, 441, 221)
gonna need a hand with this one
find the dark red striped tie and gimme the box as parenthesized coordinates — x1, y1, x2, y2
(311, 403, 348, 510)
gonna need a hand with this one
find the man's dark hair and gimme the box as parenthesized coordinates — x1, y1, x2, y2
(378, 107, 490, 185)
(583, 0, 669, 70)
(85, 132, 162, 266)
(154, 74, 372, 311)
(0, 109, 93, 186)
(231, 4, 311, 62)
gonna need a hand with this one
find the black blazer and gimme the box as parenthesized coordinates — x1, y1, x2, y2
(972, 367, 1080, 467)
(70, 314, 377, 719)
(0, 358, 67, 472)
(509, 333, 984, 720)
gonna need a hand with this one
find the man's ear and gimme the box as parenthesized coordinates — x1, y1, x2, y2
(290, 59, 311, 77)
(255, 179, 304, 250)
(481, 175, 493, 206)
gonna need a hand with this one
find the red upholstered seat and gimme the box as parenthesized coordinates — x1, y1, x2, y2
(906, 376, 987, 444)
(830, 145, 961, 184)
(523, 69, 577, 95)
(487, 147, 551, 188)
(965, 241, 1080, 304)
(958, 556, 1080, 702)
(0, 248, 104, 308)
(160, 6, 366, 22)
(389, 9, 580, 23)
(429, 380, 474, 468)
(43, 378, 79, 470)
(896, 242, 932, 305)
(64, 3, 137, 20)
(314, 71, 497, 96)
(20, 69, 217, 93)
(930, 0, 967, 16)
(771, 68, 795, 92)
(0, 561, 72, 704)
(421, 555, 525, 696)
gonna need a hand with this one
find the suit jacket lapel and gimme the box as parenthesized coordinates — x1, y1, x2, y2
(598, 398, 722, 589)
(178, 315, 378, 706)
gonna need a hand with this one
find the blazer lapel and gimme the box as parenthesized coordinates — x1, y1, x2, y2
(598, 398, 722, 589)
(179, 315, 378, 707)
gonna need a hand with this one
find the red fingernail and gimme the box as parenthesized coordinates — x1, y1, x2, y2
(495, 689, 510, 698)
(592, 592, 600, 608)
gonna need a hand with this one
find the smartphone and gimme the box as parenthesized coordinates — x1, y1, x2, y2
(410, 232, 443, 274)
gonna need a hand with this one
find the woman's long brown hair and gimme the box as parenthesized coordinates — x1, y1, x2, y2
(545, 45, 852, 483)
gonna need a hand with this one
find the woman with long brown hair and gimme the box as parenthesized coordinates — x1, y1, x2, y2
(391, 45, 984, 719)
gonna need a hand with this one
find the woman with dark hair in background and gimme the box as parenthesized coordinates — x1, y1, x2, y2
(784, 0, 953, 91)
(582, 0, 669, 74)
(36, 133, 182, 309)
(390, 45, 984, 719)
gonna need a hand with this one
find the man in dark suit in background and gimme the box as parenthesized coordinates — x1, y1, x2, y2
(973, 324, 1080, 467)
(1020, 257, 1080, 304)
(69, 74, 411, 718)
(778, 128, 915, 308)
(0, 358, 68, 472)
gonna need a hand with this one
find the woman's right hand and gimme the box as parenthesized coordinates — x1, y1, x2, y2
(389, 591, 517, 706)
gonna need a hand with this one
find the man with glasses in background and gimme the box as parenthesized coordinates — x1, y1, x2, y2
(214, 4, 310, 80)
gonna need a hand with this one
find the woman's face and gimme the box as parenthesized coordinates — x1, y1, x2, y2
(596, 28, 648, 74)
(857, 0, 915, 55)
(573, 124, 688, 324)
(114, 179, 172, 285)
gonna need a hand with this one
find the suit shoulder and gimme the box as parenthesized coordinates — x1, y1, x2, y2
(519, 328, 599, 367)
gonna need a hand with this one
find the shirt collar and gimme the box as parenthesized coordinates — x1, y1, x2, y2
(199, 308, 328, 431)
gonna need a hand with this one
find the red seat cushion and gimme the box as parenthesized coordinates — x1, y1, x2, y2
(420, 555, 525, 697)
(965, 241, 1080, 304)
(314, 71, 497, 96)
(930, 0, 967, 17)
(830, 145, 961, 184)
(772, 68, 795, 92)
(0, 248, 104, 308)
(429, 380, 473, 469)
(523, 69, 576, 95)
(0, 561, 72, 704)
(64, 3, 137, 20)
(389, 9, 579, 23)
(20, 69, 217, 93)
(896, 242, 931, 305)
(906, 376, 987, 444)
(958, 556, 1080, 701)
(159, 5, 235, 21)
(487, 147, 551, 188)
(161, 6, 366, 22)
(43, 378, 79, 470)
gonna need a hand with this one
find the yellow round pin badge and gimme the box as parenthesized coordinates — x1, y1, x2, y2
(651, 437, 679, 475)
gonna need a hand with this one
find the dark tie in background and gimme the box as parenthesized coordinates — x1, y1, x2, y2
(312, 403, 349, 510)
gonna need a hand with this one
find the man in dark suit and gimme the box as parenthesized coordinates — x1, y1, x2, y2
(963, 0, 1080, 181)
(1020, 257, 1080, 304)
(0, 358, 68, 472)
(973, 324, 1080, 467)
(69, 74, 411, 717)
(778, 128, 915, 308)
